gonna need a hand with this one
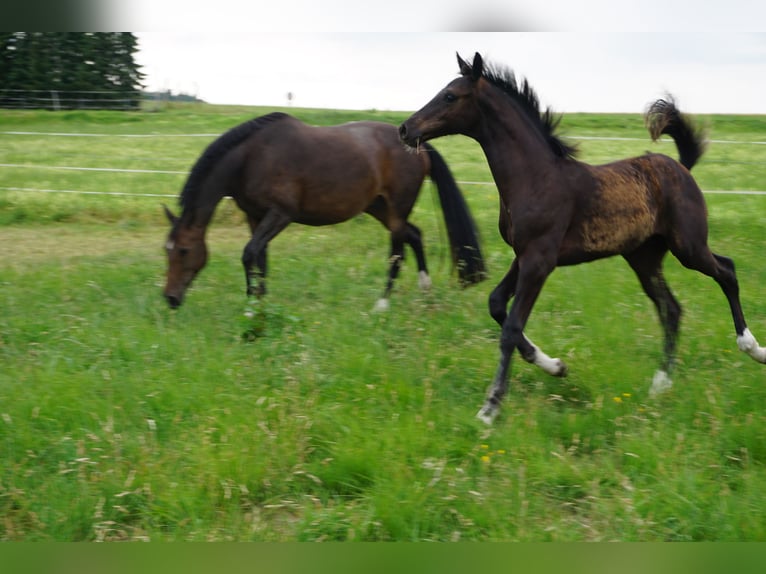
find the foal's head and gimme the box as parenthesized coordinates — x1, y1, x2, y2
(399, 52, 486, 147)
(162, 206, 208, 308)
(400, 51, 576, 161)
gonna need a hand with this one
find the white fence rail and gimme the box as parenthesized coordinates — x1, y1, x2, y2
(1, 130, 764, 199)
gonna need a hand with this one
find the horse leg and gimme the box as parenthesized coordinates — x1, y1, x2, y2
(488, 259, 518, 326)
(710, 254, 766, 362)
(242, 209, 291, 297)
(404, 222, 431, 290)
(245, 216, 268, 297)
(623, 240, 682, 397)
(478, 252, 554, 424)
(374, 224, 406, 311)
(489, 258, 568, 377)
(671, 240, 766, 364)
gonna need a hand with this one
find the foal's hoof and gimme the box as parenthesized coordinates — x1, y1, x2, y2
(476, 404, 498, 425)
(737, 328, 766, 363)
(418, 271, 432, 291)
(373, 298, 390, 312)
(649, 370, 673, 398)
(552, 359, 568, 377)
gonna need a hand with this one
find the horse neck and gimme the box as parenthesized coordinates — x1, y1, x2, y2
(475, 88, 559, 188)
(182, 170, 231, 230)
(181, 197, 221, 232)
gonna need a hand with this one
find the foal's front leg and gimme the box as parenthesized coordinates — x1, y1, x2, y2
(488, 258, 568, 378)
(478, 254, 555, 424)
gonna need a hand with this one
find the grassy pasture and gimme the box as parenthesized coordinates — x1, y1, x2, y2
(1, 103, 765, 541)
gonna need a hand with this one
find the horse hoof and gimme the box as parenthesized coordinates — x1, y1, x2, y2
(737, 328, 766, 363)
(418, 271, 432, 291)
(373, 298, 390, 312)
(538, 357, 568, 377)
(476, 405, 497, 425)
(649, 370, 673, 398)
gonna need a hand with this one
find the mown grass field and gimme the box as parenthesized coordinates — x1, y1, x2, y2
(1, 102, 765, 541)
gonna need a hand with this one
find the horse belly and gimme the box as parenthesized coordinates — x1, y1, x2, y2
(293, 178, 377, 226)
(578, 202, 657, 255)
(576, 166, 661, 255)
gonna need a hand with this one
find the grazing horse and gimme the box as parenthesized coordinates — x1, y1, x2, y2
(163, 112, 485, 310)
(399, 52, 766, 424)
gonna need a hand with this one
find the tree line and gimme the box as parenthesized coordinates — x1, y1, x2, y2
(0, 32, 145, 110)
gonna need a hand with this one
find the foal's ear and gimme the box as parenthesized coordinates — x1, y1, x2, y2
(457, 52, 471, 76)
(163, 204, 179, 225)
(470, 52, 483, 81)
(457, 52, 483, 81)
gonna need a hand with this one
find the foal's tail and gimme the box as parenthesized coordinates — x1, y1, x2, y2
(423, 142, 487, 286)
(645, 95, 707, 170)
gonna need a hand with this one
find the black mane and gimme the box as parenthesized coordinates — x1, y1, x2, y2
(179, 112, 289, 210)
(467, 60, 578, 160)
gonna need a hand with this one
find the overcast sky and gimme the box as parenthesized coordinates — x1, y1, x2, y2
(128, 3, 766, 115)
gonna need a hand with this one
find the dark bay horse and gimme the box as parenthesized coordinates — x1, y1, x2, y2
(399, 52, 766, 424)
(163, 112, 486, 310)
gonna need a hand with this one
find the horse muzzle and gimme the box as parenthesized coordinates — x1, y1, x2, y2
(398, 121, 422, 149)
(164, 292, 183, 309)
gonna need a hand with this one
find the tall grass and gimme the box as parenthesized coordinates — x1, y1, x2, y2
(1, 104, 765, 541)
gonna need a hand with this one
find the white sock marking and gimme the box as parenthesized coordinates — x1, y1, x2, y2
(476, 406, 496, 425)
(373, 298, 390, 312)
(525, 335, 567, 376)
(737, 328, 766, 363)
(649, 370, 673, 398)
(418, 271, 432, 290)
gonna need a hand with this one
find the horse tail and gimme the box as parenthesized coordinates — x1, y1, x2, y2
(422, 142, 487, 286)
(645, 95, 707, 170)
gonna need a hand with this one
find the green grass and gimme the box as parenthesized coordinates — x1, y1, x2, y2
(1, 104, 765, 541)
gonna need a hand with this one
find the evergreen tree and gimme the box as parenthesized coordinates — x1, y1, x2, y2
(0, 32, 145, 109)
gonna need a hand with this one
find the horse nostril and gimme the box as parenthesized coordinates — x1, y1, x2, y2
(398, 123, 408, 140)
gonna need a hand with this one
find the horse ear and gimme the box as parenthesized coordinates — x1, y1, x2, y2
(457, 52, 472, 76)
(163, 204, 179, 225)
(471, 52, 483, 81)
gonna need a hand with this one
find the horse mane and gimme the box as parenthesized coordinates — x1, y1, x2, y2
(179, 111, 290, 210)
(467, 60, 578, 160)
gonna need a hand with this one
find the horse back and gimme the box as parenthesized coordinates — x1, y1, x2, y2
(237, 118, 427, 224)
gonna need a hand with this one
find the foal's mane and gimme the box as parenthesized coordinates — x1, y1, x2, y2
(179, 111, 289, 210)
(467, 60, 578, 160)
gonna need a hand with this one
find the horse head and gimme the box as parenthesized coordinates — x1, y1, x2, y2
(162, 205, 208, 308)
(399, 52, 485, 148)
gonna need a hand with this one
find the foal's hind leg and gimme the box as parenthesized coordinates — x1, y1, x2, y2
(242, 209, 291, 297)
(488, 259, 568, 377)
(623, 240, 682, 397)
(709, 253, 766, 362)
(673, 244, 766, 365)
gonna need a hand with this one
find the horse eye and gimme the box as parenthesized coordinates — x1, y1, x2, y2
(444, 92, 457, 103)
(178, 247, 190, 257)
